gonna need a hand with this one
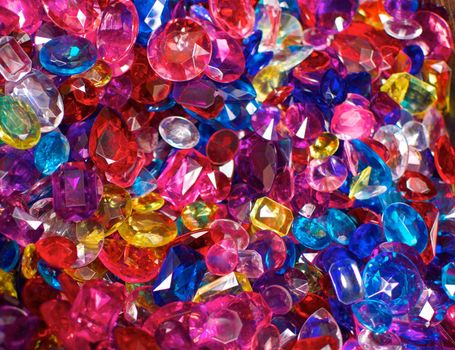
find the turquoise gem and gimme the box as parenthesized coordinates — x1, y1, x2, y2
(352, 300, 392, 334)
(34, 131, 70, 175)
(39, 35, 97, 76)
(325, 209, 356, 245)
(442, 262, 455, 301)
(37, 260, 62, 291)
(363, 251, 423, 315)
(382, 203, 428, 253)
(293, 215, 331, 250)
(329, 258, 364, 305)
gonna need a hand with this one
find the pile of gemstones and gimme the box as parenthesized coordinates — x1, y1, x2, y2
(1, 0, 455, 348)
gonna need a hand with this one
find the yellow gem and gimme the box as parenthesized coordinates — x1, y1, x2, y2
(181, 201, 218, 231)
(250, 197, 293, 236)
(118, 211, 178, 248)
(95, 184, 132, 236)
(193, 272, 252, 302)
(0, 96, 41, 149)
(75, 60, 112, 87)
(66, 259, 107, 282)
(310, 132, 339, 159)
(132, 191, 165, 213)
(22, 243, 39, 279)
(349, 166, 372, 199)
(380, 72, 437, 114)
(252, 65, 285, 102)
(0, 269, 17, 299)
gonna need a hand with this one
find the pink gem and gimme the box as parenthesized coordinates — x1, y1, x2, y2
(0, 37, 32, 82)
(252, 324, 281, 350)
(206, 239, 239, 276)
(0, 6, 19, 36)
(236, 250, 265, 279)
(0, 0, 42, 34)
(251, 104, 285, 141)
(209, 218, 250, 250)
(97, 0, 139, 63)
(331, 102, 375, 140)
(249, 230, 287, 270)
(42, 0, 101, 34)
(205, 309, 242, 344)
(70, 280, 125, 342)
(147, 18, 212, 82)
(100, 75, 132, 109)
(305, 156, 348, 192)
(209, 0, 255, 39)
(261, 285, 293, 315)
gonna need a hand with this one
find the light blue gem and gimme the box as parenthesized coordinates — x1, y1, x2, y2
(442, 262, 455, 301)
(39, 35, 97, 76)
(382, 203, 428, 253)
(293, 215, 331, 250)
(34, 131, 69, 175)
(363, 251, 423, 315)
(329, 258, 364, 305)
(37, 260, 62, 291)
(352, 300, 392, 334)
(325, 209, 356, 245)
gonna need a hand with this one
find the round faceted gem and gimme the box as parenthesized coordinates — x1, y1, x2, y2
(331, 102, 375, 140)
(310, 133, 339, 159)
(59, 78, 99, 124)
(34, 131, 69, 175)
(206, 239, 239, 276)
(252, 65, 285, 103)
(97, 0, 139, 63)
(118, 211, 177, 248)
(293, 216, 330, 250)
(0, 0, 42, 34)
(5, 70, 64, 133)
(305, 156, 348, 192)
(209, 219, 250, 250)
(0, 7, 19, 36)
(358, 329, 402, 350)
(249, 230, 286, 270)
(261, 285, 293, 315)
(35, 236, 77, 269)
(100, 75, 132, 109)
(206, 129, 239, 165)
(0, 96, 41, 149)
(0, 237, 19, 272)
(397, 171, 436, 201)
(363, 251, 423, 315)
(95, 184, 132, 236)
(382, 203, 428, 253)
(199, 170, 231, 203)
(76, 60, 112, 88)
(434, 135, 455, 184)
(352, 300, 392, 334)
(442, 262, 455, 301)
(205, 309, 242, 345)
(147, 18, 212, 82)
(158, 116, 200, 149)
(252, 324, 280, 350)
(42, 0, 101, 34)
(251, 104, 285, 141)
(40, 35, 97, 76)
(298, 308, 342, 349)
(181, 201, 218, 231)
(209, 0, 255, 39)
(283, 102, 324, 147)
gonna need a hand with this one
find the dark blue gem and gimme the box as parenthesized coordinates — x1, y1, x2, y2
(320, 69, 347, 106)
(349, 223, 384, 259)
(0, 237, 19, 272)
(344, 72, 371, 97)
(403, 44, 425, 75)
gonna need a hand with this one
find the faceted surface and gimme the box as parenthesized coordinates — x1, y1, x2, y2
(331, 102, 375, 140)
(0, 0, 42, 34)
(305, 157, 348, 193)
(250, 197, 293, 236)
(0, 36, 32, 82)
(205, 309, 243, 344)
(298, 308, 342, 350)
(261, 285, 293, 315)
(206, 239, 238, 276)
(40, 35, 97, 76)
(358, 329, 402, 350)
(34, 131, 69, 175)
(352, 300, 392, 334)
(59, 78, 99, 124)
(248, 230, 286, 270)
(442, 262, 455, 301)
(329, 258, 364, 305)
(209, 219, 250, 250)
(42, 0, 101, 34)
(206, 129, 239, 165)
(159, 116, 200, 149)
(36, 236, 77, 269)
(147, 18, 212, 82)
(434, 135, 455, 184)
(97, 0, 139, 63)
(293, 216, 331, 250)
(209, 0, 255, 39)
(0, 7, 18, 36)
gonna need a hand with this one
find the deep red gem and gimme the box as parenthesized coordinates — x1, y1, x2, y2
(36, 236, 77, 269)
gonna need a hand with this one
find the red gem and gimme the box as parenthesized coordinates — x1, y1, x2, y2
(294, 293, 330, 321)
(435, 135, 455, 184)
(22, 277, 59, 314)
(292, 336, 340, 350)
(0, 6, 19, 35)
(200, 170, 232, 203)
(209, 0, 255, 39)
(348, 207, 381, 225)
(293, 51, 332, 86)
(89, 107, 144, 187)
(397, 171, 437, 201)
(114, 327, 159, 350)
(59, 77, 99, 124)
(58, 273, 80, 302)
(206, 129, 239, 165)
(410, 201, 439, 265)
(119, 99, 155, 132)
(36, 236, 77, 269)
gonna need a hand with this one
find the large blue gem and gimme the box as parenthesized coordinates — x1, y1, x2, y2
(39, 35, 97, 76)
(34, 131, 70, 175)
(363, 251, 423, 315)
(152, 245, 206, 305)
(349, 223, 384, 259)
(293, 216, 331, 250)
(382, 203, 428, 253)
(320, 68, 347, 106)
(325, 209, 357, 245)
(133, 0, 172, 46)
(352, 299, 392, 334)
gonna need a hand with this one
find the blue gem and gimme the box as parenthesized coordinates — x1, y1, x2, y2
(152, 245, 206, 305)
(277, 236, 297, 274)
(316, 245, 359, 272)
(363, 251, 423, 315)
(34, 131, 70, 175)
(325, 209, 357, 245)
(352, 300, 392, 334)
(328, 297, 355, 331)
(344, 72, 371, 97)
(382, 203, 428, 253)
(216, 101, 257, 130)
(39, 35, 97, 76)
(37, 260, 62, 291)
(349, 223, 384, 259)
(246, 52, 274, 76)
(320, 69, 347, 106)
(403, 44, 424, 75)
(217, 78, 256, 102)
(442, 262, 455, 300)
(293, 216, 331, 250)
(243, 30, 262, 60)
(329, 258, 364, 305)
(0, 236, 19, 272)
(133, 0, 172, 46)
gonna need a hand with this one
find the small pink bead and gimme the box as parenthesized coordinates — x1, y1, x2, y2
(261, 285, 293, 315)
(206, 239, 239, 276)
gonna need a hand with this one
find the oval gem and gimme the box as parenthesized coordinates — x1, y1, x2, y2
(35, 236, 77, 269)
(34, 131, 70, 175)
(158, 116, 200, 149)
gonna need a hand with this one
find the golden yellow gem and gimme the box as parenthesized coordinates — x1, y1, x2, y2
(250, 197, 293, 236)
(310, 132, 339, 159)
(21, 243, 38, 279)
(0, 269, 17, 299)
(380, 72, 437, 114)
(75, 60, 112, 87)
(132, 191, 165, 213)
(181, 201, 218, 231)
(66, 259, 107, 282)
(95, 184, 132, 236)
(193, 272, 252, 303)
(118, 211, 178, 248)
(252, 65, 285, 102)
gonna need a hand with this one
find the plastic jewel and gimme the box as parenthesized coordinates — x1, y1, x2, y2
(158, 116, 200, 149)
(0, 36, 32, 82)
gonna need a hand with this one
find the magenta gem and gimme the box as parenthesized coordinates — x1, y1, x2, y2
(206, 239, 239, 276)
(251, 104, 284, 141)
(261, 285, 293, 315)
(0, 0, 42, 34)
(100, 75, 132, 109)
(249, 230, 286, 270)
(331, 102, 375, 140)
(305, 156, 348, 192)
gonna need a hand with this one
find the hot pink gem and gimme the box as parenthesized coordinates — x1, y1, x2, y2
(206, 239, 239, 276)
(305, 156, 348, 192)
(97, 0, 139, 63)
(331, 102, 375, 140)
(204, 309, 243, 344)
(260, 285, 293, 315)
(0, 6, 19, 36)
(42, 0, 101, 34)
(147, 18, 212, 82)
(283, 102, 324, 148)
(0, 0, 42, 34)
